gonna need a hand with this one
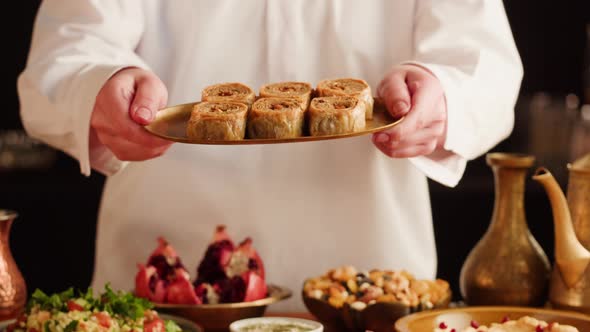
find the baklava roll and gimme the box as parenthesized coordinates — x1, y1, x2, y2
(316, 78, 374, 119)
(308, 96, 366, 136)
(259, 82, 313, 111)
(186, 102, 248, 140)
(201, 82, 256, 106)
(248, 97, 305, 139)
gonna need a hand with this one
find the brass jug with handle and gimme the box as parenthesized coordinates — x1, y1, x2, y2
(533, 153, 590, 313)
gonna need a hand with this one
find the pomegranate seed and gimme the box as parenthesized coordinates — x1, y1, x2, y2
(450, 329, 456, 332)
(470, 320, 480, 328)
(501, 315, 510, 323)
(536, 325, 544, 332)
(438, 322, 448, 329)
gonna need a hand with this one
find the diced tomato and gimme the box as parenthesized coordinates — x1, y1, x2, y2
(93, 312, 111, 328)
(67, 300, 84, 311)
(144, 318, 164, 332)
(37, 311, 50, 323)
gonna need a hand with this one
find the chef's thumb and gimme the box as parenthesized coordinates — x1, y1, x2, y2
(379, 73, 411, 118)
(129, 74, 168, 126)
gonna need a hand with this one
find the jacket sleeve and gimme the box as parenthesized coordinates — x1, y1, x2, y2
(17, 0, 149, 176)
(406, 0, 524, 187)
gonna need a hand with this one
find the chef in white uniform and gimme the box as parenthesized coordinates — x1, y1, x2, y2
(18, 1, 522, 311)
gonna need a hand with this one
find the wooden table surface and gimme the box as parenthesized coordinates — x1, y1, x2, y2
(265, 312, 316, 320)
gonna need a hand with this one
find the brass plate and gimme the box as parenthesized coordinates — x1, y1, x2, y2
(394, 306, 590, 332)
(144, 98, 403, 144)
(153, 284, 292, 332)
(154, 284, 291, 310)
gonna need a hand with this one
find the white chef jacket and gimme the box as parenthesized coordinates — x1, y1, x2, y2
(18, 1, 522, 311)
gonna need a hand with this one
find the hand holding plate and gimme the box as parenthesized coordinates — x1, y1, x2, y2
(372, 64, 447, 158)
(90, 67, 173, 161)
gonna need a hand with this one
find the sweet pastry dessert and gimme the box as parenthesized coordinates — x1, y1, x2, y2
(308, 96, 366, 136)
(201, 82, 256, 106)
(259, 81, 313, 111)
(248, 97, 305, 139)
(186, 101, 248, 140)
(434, 316, 579, 332)
(316, 78, 374, 119)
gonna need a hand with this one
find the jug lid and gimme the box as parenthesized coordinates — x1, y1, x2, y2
(486, 153, 535, 168)
(568, 153, 590, 172)
(0, 210, 18, 221)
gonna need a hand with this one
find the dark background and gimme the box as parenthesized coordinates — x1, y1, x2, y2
(4, 1, 590, 302)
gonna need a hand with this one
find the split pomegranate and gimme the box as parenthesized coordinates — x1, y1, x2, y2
(134, 226, 268, 304)
(135, 237, 201, 304)
(193, 225, 267, 303)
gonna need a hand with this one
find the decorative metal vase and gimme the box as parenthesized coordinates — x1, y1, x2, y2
(0, 210, 26, 320)
(460, 153, 550, 306)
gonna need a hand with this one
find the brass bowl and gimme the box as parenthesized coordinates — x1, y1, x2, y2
(394, 306, 590, 332)
(302, 287, 452, 332)
(154, 284, 291, 332)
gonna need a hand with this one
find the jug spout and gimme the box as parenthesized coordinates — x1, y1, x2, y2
(533, 167, 590, 288)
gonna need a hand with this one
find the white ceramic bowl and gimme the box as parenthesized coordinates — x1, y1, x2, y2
(229, 317, 323, 332)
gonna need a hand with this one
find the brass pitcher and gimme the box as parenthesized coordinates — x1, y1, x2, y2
(460, 153, 551, 306)
(533, 153, 590, 313)
(0, 210, 26, 320)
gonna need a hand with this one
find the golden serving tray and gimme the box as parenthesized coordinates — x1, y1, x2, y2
(394, 306, 590, 332)
(144, 98, 402, 144)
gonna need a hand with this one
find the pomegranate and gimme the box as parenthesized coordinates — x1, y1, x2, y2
(193, 225, 267, 303)
(135, 237, 201, 304)
(135, 226, 267, 304)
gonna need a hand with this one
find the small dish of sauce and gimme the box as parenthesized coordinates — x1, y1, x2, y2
(229, 317, 323, 332)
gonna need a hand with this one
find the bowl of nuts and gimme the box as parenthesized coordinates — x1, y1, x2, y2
(302, 266, 452, 332)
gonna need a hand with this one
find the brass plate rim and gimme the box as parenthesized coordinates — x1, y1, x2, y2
(144, 99, 403, 145)
(394, 306, 590, 331)
(153, 284, 292, 310)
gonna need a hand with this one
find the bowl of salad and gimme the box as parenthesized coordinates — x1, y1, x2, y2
(3, 285, 202, 332)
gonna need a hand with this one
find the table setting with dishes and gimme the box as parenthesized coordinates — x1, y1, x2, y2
(2, 77, 590, 332)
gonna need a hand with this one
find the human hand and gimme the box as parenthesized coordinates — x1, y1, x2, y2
(90, 68, 173, 161)
(372, 64, 447, 158)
